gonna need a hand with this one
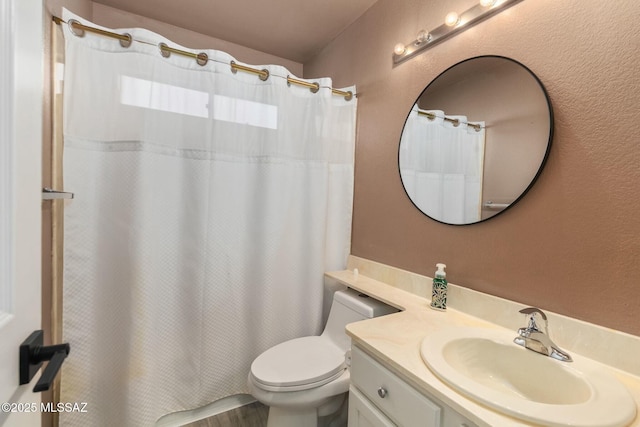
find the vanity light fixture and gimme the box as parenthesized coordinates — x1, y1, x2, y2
(393, 0, 524, 64)
(444, 12, 461, 27)
(416, 30, 432, 43)
(394, 43, 406, 55)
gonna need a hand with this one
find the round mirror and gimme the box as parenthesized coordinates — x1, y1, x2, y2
(398, 56, 553, 225)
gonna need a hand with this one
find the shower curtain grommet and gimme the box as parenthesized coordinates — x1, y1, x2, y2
(119, 33, 132, 48)
(158, 42, 170, 58)
(68, 19, 85, 38)
(196, 52, 208, 66)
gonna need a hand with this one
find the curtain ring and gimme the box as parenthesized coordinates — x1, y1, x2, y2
(258, 69, 269, 81)
(119, 33, 132, 48)
(310, 82, 320, 94)
(343, 91, 353, 101)
(68, 19, 85, 38)
(196, 52, 208, 66)
(158, 42, 170, 58)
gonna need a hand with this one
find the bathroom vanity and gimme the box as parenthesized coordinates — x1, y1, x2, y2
(327, 256, 640, 427)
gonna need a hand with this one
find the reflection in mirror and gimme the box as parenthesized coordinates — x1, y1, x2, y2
(398, 56, 553, 225)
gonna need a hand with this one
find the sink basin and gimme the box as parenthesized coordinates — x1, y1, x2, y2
(421, 327, 637, 427)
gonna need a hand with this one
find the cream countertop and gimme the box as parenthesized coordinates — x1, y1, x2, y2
(326, 269, 640, 427)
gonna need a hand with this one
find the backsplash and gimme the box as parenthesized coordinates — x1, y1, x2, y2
(345, 255, 640, 377)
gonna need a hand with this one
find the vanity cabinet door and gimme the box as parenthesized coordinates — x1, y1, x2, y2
(348, 386, 396, 427)
(351, 346, 441, 426)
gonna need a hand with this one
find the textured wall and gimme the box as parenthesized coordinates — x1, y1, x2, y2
(305, 0, 640, 335)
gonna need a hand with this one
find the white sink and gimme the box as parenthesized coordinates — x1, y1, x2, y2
(421, 327, 637, 427)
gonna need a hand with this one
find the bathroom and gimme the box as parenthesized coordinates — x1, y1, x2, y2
(1, 0, 639, 426)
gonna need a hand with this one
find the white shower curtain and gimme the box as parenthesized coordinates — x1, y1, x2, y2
(59, 10, 356, 426)
(400, 106, 485, 224)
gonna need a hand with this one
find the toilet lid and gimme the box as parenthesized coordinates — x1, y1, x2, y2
(251, 336, 346, 390)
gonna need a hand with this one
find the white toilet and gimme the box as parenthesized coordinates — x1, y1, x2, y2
(248, 287, 397, 427)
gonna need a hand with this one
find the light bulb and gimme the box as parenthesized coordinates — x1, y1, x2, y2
(416, 30, 432, 44)
(445, 11, 460, 27)
(394, 43, 406, 55)
(480, 0, 496, 6)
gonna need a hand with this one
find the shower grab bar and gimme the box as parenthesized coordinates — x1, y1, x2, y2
(483, 201, 509, 209)
(42, 188, 74, 200)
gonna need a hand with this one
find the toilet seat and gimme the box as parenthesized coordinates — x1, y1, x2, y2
(250, 336, 346, 392)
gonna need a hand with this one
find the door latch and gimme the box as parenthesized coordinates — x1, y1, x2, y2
(19, 330, 70, 392)
(42, 188, 74, 200)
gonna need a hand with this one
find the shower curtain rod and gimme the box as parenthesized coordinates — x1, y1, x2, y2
(417, 109, 483, 132)
(53, 16, 355, 101)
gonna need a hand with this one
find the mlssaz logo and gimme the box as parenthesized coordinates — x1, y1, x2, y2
(40, 402, 89, 413)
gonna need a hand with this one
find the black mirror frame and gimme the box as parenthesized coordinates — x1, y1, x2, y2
(397, 55, 554, 226)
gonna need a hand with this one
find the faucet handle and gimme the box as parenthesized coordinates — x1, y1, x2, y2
(519, 307, 547, 320)
(518, 307, 548, 332)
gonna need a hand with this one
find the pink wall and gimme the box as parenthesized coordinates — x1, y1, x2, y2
(305, 0, 640, 335)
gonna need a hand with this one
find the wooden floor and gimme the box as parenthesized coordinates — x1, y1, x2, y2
(183, 402, 269, 427)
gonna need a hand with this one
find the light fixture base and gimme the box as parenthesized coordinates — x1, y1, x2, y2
(392, 0, 524, 65)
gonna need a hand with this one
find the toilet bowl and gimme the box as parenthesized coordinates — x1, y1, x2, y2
(248, 288, 397, 427)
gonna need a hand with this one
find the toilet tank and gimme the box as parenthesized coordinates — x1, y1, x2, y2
(321, 288, 398, 352)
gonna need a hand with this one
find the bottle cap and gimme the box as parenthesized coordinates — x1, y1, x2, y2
(435, 263, 446, 277)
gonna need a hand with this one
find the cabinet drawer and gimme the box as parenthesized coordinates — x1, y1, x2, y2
(351, 346, 441, 427)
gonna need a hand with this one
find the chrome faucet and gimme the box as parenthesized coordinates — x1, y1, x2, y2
(513, 307, 572, 362)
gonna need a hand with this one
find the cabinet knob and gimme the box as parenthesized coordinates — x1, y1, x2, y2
(377, 387, 388, 398)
